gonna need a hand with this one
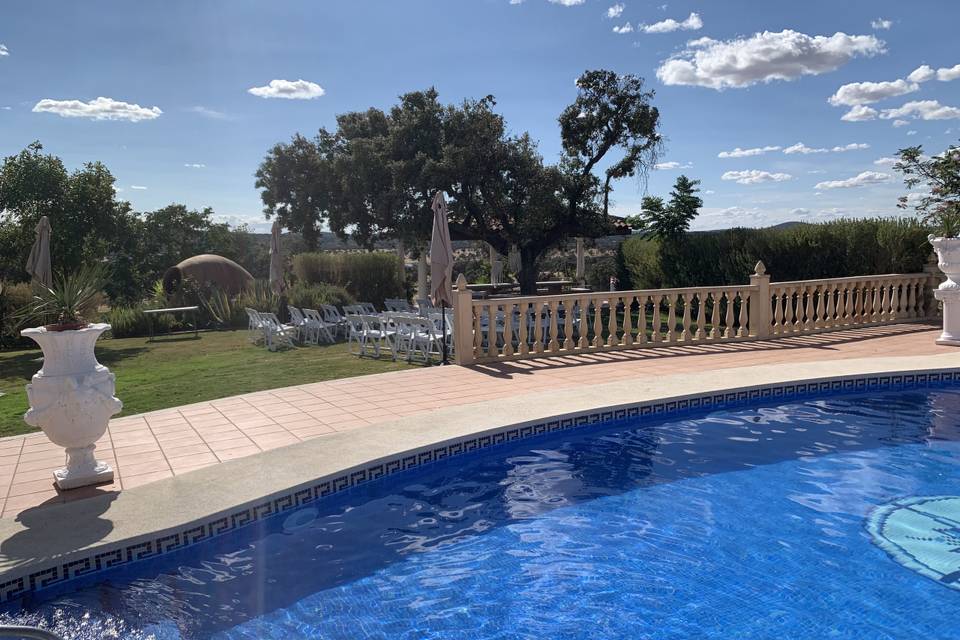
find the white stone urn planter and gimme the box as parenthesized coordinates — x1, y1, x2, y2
(930, 235, 960, 346)
(21, 322, 122, 489)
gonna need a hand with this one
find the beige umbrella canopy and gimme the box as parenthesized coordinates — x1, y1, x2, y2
(25, 215, 52, 288)
(269, 220, 285, 295)
(430, 192, 454, 307)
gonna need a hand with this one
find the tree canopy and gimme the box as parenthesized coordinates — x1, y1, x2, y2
(895, 140, 960, 237)
(256, 69, 661, 293)
(625, 174, 703, 242)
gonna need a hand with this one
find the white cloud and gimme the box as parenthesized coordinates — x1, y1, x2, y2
(791, 208, 811, 216)
(654, 161, 693, 169)
(130, 185, 148, 190)
(907, 130, 918, 135)
(937, 64, 960, 82)
(721, 170, 793, 184)
(814, 171, 891, 189)
(641, 12, 702, 34)
(32, 97, 162, 122)
(907, 63, 960, 83)
(188, 105, 231, 120)
(247, 79, 325, 100)
(612, 22, 633, 34)
(892, 119, 909, 127)
(548, 0, 585, 4)
(873, 156, 897, 166)
(908, 65, 935, 83)
(656, 30, 883, 90)
(0, 44, 8, 56)
(828, 79, 918, 106)
(841, 105, 878, 121)
(184, 163, 206, 168)
(606, 3, 624, 18)
(871, 18, 892, 30)
(831, 142, 870, 151)
(880, 99, 960, 121)
(783, 142, 827, 154)
(717, 145, 781, 158)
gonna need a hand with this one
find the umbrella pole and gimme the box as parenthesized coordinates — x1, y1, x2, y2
(441, 300, 449, 365)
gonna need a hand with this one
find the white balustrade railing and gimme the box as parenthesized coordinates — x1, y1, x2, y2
(451, 261, 941, 365)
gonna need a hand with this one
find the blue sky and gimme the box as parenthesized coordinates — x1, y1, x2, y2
(1, 0, 958, 232)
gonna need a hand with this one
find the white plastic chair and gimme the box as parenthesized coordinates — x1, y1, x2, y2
(406, 316, 443, 363)
(357, 314, 396, 358)
(259, 312, 297, 351)
(320, 304, 348, 338)
(287, 306, 309, 344)
(358, 302, 378, 315)
(384, 298, 414, 313)
(303, 308, 335, 344)
(245, 308, 265, 344)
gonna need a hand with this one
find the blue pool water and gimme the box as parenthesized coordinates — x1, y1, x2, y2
(5, 387, 960, 639)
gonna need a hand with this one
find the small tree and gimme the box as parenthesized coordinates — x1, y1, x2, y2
(626, 175, 702, 241)
(895, 141, 960, 237)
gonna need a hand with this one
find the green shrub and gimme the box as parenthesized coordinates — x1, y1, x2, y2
(287, 282, 354, 311)
(104, 305, 174, 338)
(622, 218, 932, 289)
(238, 279, 279, 314)
(293, 252, 404, 305)
(0, 281, 33, 344)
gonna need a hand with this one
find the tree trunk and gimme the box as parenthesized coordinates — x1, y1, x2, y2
(518, 248, 539, 295)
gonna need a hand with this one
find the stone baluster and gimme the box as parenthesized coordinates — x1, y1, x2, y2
(681, 293, 693, 341)
(724, 291, 735, 338)
(517, 302, 529, 356)
(548, 300, 560, 352)
(906, 279, 917, 318)
(533, 301, 545, 354)
(710, 291, 721, 339)
(803, 285, 814, 331)
(812, 284, 827, 329)
(502, 304, 515, 357)
(563, 300, 575, 350)
(651, 295, 663, 343)
(578, 297, 590, 349)
(592, 298, 603, 348)
(825, 285, 835, 328)
(666, 295, 677, 342)
(773, 288, 784, 335)
(695, 293, 706, 340)
(486, 302, 498, 359)
(738, 291, 748, 337)
(636, 296, 647, 345)
(473, 302, 484, 355)
(622, 295, 634, 346)
(606, 296, 619, 347)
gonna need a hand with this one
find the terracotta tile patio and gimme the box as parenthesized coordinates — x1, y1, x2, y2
(0, 322, 952, 519)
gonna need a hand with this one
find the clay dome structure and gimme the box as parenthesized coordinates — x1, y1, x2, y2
(162, 254, 254, 296)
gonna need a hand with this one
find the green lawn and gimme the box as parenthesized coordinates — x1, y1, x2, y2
(0, 330, 415, 438)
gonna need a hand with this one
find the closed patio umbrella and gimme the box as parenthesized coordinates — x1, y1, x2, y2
(430, 192, 454, 363)
(25, 215, 52, 288)
(269, 220, 285, 295)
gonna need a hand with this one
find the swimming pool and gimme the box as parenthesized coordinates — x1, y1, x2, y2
(4, 385, 960, 639)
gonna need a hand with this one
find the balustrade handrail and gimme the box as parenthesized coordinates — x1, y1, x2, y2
(451, 263, 942, 365)
(774, 273, 927, 286)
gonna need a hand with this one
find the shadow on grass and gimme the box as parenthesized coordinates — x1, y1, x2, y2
(0, 347, 150, 382)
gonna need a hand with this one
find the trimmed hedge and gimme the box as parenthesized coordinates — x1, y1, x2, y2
(293, 252, 405, 305)
(104, 305, 174, 338)
(621, 218, 932, 289)
(287, 282, 355, 311)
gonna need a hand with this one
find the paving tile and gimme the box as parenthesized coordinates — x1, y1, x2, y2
(121, 470, 175, 489)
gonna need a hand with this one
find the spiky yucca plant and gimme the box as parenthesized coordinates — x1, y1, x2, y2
(16, 265, 107, 330)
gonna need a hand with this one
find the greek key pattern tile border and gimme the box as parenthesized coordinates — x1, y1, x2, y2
(2, 369, 958, 603)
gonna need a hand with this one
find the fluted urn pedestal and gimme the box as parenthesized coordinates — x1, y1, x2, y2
(21, 323, 122, 490)
(930, 235, 960, 347)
